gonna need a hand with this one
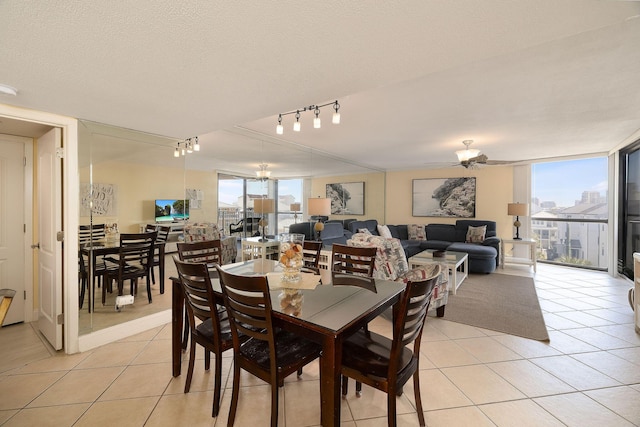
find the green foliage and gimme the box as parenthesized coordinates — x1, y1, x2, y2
(557, 256, 592, 266)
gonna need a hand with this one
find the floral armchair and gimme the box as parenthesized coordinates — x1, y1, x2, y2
(348, 233, 448, 316)
(183, 223, 237, 265)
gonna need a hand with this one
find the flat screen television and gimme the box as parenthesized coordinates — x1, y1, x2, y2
(155, 199, 189, 222)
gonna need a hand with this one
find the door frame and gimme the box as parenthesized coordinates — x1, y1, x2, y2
(0, 103, 79, 354)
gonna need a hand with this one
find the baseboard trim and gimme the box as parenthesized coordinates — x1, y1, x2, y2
(78, 309, 171, 352)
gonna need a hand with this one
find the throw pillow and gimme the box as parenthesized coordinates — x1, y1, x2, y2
(357, 228, 372, 235)
(377, 224, 393, 239)
(408, 224, 426, 240)
(466, 225, 487, 243)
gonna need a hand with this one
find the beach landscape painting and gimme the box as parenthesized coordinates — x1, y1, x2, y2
(412, 178, 476, 218)
(326, 182, 365, 215)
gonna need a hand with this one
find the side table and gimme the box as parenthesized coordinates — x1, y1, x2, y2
(241, 237, 280, 261)
(500, 238, 537, 272)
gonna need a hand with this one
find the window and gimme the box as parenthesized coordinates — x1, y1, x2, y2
(531, 157, 608, 270)
(218, 174, 303, 238)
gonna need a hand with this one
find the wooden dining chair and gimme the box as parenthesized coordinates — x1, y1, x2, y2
(174, 258, 240, 417)
(215, 266, 322, 427)
(103, 231, 157, 305)
(146, 224, 171, 291)
(177, 240, 223, 268)
(340, 264, 441, 427)
(177, 239, 224, 350)
(330, 244, 377, 290)
(301, 240, 322, 274)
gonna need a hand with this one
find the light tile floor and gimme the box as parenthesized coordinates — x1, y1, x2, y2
(1, 263, 639, 426)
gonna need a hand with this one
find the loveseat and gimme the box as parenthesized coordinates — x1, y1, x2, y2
(347, 219, 500, 274)
(347, 233, 448, 316)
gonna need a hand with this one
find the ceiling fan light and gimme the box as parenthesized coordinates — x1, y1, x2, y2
(456, 148, 480, 162)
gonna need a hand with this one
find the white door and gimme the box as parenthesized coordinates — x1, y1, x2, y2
(37, 128, 63, 350)
(0, 136, 26, 326)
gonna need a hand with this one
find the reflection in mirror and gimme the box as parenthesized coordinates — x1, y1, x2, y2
(78, 120, 183, 334)
(78, 120, 385, 336)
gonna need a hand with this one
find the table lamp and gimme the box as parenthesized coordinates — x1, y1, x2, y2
(290, 202, 301, 224)
(507, 202, 529, 240)
(254, 198, 275, 242)
(308, 197, 331, 239)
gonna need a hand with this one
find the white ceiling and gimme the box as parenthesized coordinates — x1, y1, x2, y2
(1, 1, 640, 176)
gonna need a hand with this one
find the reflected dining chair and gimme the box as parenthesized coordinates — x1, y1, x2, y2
(103, 231, 157, 305)
(78, 223, 107, 310)
(146, 224, 171, 292)
(215, 266, 322, 427)
(301, 240, 322, 274)
(174, 258, 239, 417)
(340, 264, 441, 427)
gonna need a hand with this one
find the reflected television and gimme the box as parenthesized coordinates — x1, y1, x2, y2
(155, 199, 189, 222)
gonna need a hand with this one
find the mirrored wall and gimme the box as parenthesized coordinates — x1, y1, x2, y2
(78, 120, 385, 334)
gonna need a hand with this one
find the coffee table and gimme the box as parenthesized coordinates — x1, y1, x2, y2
(409, 249, 468, 294)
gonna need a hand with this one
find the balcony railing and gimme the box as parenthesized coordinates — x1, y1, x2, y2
(531, 217, 608, 271)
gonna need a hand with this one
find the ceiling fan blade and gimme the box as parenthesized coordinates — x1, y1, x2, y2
(468, 154, 488, 163)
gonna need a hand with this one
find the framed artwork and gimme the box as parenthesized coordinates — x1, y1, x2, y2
(326, 181, 365, 215)
(80, 182, 117, 217)
(412, 177, 476, 218)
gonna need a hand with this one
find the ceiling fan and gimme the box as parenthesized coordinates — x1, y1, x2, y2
(455, 140, 511, 169)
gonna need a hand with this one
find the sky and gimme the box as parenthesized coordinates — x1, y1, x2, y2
(218, 177, 302, 205)
(532, 157, 608, 208)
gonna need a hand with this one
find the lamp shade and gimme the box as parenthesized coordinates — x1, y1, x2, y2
(308, 197, 331, 216)
(508, 203, 529, 216)
(290, 202, 301, 212)
(254, 198, 275, 214)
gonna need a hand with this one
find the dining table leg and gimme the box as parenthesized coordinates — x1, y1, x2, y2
(319, 334, 342, 426)
(171, 278, 183, 377)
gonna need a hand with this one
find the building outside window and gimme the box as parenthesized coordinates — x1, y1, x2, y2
(531, 157, 608, 270)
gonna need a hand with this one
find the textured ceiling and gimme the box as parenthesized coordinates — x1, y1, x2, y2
(1, 1, 640, 175)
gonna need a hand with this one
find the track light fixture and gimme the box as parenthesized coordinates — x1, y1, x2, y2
(174, 136, 200, 157)
(276, 100, 340, 134)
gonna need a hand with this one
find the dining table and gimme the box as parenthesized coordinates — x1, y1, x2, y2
(80, 239, 166, 312)
(170, 258, 405, 426)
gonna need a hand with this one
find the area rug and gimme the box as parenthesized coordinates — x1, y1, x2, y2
(440, 273, 549, 341)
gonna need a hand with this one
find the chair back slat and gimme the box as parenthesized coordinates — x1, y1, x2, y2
(177, 240, 223, 266)
(331, 272, 377, 292)
(302, 240, 322, 273)
(79, 223, 106, 245)
(331, 244, 376, 277)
